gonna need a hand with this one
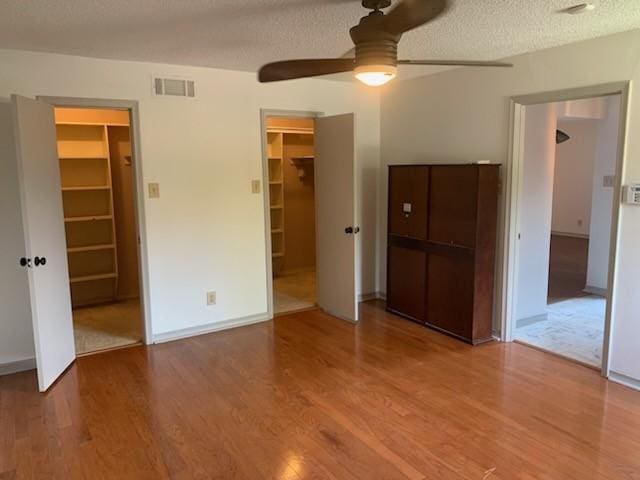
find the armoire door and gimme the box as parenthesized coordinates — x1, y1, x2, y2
(314, 113, 358, 322)
(12, 95, 76, 391)
(388, 165, 429, 240)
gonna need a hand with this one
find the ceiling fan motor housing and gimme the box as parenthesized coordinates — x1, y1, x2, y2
(350, 14, 401, 68)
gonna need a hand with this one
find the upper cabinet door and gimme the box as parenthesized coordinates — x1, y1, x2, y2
(388, 166, 429, 240)
(314, 113, 358, 322)
(428, 166, 479, 248)
(12, 95, 76, 391)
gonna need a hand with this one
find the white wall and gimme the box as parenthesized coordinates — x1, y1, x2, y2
(586, 96, 620, 292)
(515, 104, 557, 321)
(0, 48, 380, 363)
(551, 119, 597, 237)
(0, 101, 34, 368)
(379, 29, 640, 383)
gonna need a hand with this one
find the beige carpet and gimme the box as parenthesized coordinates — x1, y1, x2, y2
(274, 270, 316, 314)
(73, 299, 142, 355)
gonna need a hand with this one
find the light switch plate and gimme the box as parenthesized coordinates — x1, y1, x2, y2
(148, 183, 160, 198)
(251, 179, 261, 194)
(207, 291, 216, 305)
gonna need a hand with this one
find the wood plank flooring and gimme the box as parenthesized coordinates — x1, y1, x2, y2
(1, 300, 639, 479)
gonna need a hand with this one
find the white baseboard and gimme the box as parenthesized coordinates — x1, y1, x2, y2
(358, 291, 384, 302)
(609, 371, 640, 391)
(152, 312, 270, 344)
(551, 231, 589, 239)
(516, 313, 548, 328)
(0, 357, 36, 376)
(583, 285, 607, 297)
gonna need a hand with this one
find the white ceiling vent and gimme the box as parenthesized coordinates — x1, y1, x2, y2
(152, 76, 195, 98)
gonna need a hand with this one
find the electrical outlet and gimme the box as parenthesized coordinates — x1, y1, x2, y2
(148, 183, 160, 198)
(206, 291, 216, 306)
(251, 179, 261, 194)
(603, 175, 615, 188)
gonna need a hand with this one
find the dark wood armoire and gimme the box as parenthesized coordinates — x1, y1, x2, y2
(386, 164, 500, 345)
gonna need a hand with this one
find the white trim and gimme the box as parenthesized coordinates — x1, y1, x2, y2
(0, 357, 36, 376)
(500, 82, 630, 380)
(609, 371, 640, 391)
(259, 109, 322, 322)
(152, 313, 270, 344)
(36, 96, 153, 346)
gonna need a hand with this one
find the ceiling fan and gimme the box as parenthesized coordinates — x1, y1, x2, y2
(258, 0, 512, 87)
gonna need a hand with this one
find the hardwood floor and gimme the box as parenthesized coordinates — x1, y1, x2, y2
(548, 234, 590, 304)
(1, 301, 639, 479)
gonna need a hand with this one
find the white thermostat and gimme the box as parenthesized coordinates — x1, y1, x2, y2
(623, 184, 640, 205)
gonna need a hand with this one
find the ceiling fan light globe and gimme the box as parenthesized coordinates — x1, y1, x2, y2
(354, 64, 397, 86)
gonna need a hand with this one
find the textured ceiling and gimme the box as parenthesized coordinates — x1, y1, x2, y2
(1, 0, 639, 81)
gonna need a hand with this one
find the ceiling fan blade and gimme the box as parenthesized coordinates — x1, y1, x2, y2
(398, 59, 513, 67)
(381, 0, 448, 35)
(258, 59, 355, 82)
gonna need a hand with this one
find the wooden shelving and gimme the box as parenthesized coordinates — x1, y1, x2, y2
(267, 131, 285, 270)
(57, 121, 119, 307)
(64, 215, 113, 223)
(62, 185, 110, 192)
(67, 244, 115, 253)
(69, 272, 118, 284)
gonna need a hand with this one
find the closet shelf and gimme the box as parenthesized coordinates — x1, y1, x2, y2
(271, 229, 284, 234)
(272, 252, 284, 258)
(269, 181, 283, 185)
(67, 244, 115, 253)
(59, 156, 108, 160)
(270, 205, 284, 210)
(64, 215, 113, 223)
(69, 272, 117, 284)
(62, 185, 110, 192)
(267, 127, 313, 135)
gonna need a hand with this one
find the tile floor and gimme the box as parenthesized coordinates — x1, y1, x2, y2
(515, 295, 605, 367)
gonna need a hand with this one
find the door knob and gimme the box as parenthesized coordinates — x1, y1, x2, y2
(345, 227, 353, 234)
(19, 257, 32, 268)
(34, 256, 47, 267)
(353, 227, 360, 234)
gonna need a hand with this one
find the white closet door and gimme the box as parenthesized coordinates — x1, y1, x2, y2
(12, 95, 75, 392)
(314, 113, 359, 322)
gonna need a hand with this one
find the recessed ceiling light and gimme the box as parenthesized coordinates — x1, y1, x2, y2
(563, 3, 596, 15)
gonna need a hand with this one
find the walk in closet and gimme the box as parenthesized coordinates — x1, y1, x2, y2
(55, 107, 142, 354)
(266, 117, 317, 314)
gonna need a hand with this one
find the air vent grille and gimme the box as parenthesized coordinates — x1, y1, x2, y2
(152, 77, 195, 98)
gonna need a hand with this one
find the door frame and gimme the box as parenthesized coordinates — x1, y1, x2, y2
(38, 96, 152, 345)
(259, 109, 322, 319)
(500, 82, 630, 377)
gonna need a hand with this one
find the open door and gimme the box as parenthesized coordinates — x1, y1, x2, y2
(314, 113, 358, 322)
(12, 95, 75, 391)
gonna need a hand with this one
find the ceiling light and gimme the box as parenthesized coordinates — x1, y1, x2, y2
(564, 3, 595, 14)
(354, 64, 397, 87)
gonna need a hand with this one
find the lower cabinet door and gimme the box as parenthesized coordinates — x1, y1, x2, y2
(426, 252, 474, 341)
(386, 246, 426, 322)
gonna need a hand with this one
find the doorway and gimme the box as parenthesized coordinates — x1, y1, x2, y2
(54, 107, 143, 355)
(503, 83, 629, 375)
(265, 116, 317, 315)
(261, 110, 359, 323)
